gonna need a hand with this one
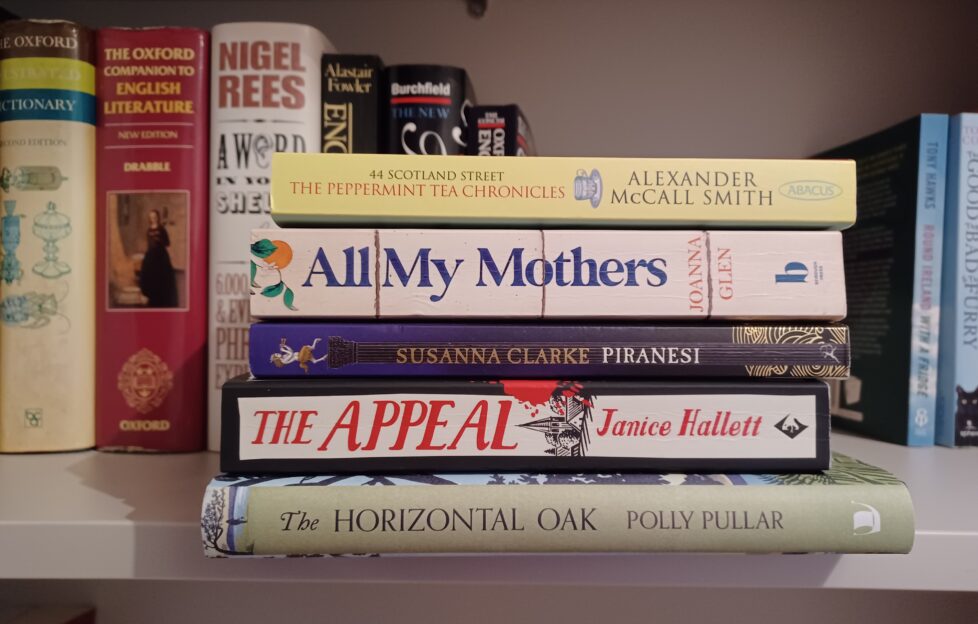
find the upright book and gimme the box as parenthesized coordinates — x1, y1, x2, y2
(268, 152, 856, 228)
(249, 229, 847, 320)
(221, 376, 831, 474)
(466, 104, 536, 156)
(937, 113, 978, 446)
(208, 22, 334, 451)
(322, 54, 383, 154)
(95, 27, 209, 451)
(202, 453, 914, 556)
(249, 322, 850, 379)
(0, 20, 96, 452)
(384, 64, 474, 155)
(818, 114, 948, 445)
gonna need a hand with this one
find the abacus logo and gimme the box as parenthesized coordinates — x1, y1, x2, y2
(573, 169, 602, 208)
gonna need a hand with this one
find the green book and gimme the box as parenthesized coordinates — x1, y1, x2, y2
(201, 453, 914, 556)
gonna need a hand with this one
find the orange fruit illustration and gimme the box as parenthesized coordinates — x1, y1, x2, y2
(264, 240, 293, 269)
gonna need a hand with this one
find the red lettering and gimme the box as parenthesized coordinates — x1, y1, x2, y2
(490, 401, 518, 450)
(318, 401, 361, 451)
(448, 400, 490, 450)
(390, 400, 428, 450)
(417, 400, 454, 450)
(362, 401, 400, 451)
(251, 410, 275, 444)
(291, 410, 316, 444)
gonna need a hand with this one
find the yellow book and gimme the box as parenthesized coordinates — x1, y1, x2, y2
(271, 153, 856, 229)
(0, 21, 96, 452)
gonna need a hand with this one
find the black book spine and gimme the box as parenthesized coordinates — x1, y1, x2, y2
(221, 376, 831, 474)
(321, 54, 383, 153)
(384, 64, 475, 155)
(467, 104, 536, 156)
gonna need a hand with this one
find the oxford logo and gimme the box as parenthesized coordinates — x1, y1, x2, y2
(774, 414, 808, 439)
(778, 180, 842, 201)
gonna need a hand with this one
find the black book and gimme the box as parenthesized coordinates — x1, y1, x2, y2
(221, 375, 831, 474)
(321, 54, 383, 154)
(383, 64, 475, 155)
(466, 104, 536, 156)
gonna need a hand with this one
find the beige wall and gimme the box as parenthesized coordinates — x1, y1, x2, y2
(8, 0, 978, 157)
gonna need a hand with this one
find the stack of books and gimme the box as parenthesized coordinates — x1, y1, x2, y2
(201, 153, 915, 557)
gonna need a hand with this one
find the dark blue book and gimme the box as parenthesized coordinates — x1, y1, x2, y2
(248, 322, 850, 379)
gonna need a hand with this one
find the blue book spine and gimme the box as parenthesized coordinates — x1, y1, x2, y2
(906, 114, 949, 445)
(937, 113, 978, 446)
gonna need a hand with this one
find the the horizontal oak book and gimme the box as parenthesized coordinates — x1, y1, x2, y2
(220, 376, 831, 474)
(269, 152, 856, 228)
(249, 229, 846, 320)
(249, 322, 851, 379)
(201, 453, 913, 556)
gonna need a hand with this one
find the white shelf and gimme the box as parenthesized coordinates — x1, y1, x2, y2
(1, 431, 976, 590)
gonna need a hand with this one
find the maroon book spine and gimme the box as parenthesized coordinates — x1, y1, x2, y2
(95, 27, 209, 451)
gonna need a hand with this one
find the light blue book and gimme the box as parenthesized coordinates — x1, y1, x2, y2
(937, 113, 978, 446)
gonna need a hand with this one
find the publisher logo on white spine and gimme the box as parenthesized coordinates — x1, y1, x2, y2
(851, 501, 881, 535)
(778, 180, 842, 201)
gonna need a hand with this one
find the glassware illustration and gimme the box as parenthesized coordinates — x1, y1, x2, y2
(32, 201, 72, 278)
(0, 166, 68, 193)
(1, 200, 24, 285)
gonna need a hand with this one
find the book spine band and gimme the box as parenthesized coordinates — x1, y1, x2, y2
(202, 480, 914, 556)
(269, 152, 856, 228)
(249, 229, 846, 320)
(247, 323, 850, 378)
(220, 379, 830, 474)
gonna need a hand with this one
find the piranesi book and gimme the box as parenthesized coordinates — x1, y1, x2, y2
(248, 322, 851, 379)
(201, 453, 914, 556)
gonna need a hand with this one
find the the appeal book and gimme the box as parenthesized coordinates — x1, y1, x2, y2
(95, 27, 209, 451)
(0, 20, 96, 452)
(269, 153, 856, 228)
(220, 376, 831, 474)
(249, 229, 846, 320)
(249, 322, 851, 379)
(818, 115, 948, 446)
(201, 453, 913, 556)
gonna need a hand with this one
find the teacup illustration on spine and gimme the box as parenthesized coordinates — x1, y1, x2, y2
(250, 239, 298, 310)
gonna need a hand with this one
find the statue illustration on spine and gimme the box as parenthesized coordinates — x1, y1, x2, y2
(1, 200, 24, 284)
(270, 337, 328, 373)
(516, 381, 595, 456)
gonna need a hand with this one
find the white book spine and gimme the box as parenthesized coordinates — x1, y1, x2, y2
(208, 22, 334, 450)
(249, 229, 846, 320)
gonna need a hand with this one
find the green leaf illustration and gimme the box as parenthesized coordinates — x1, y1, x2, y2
(283, 287, 297, 310)
(261, 282, 285, 297)
(251, 239, 277, 259)
(249, 260, 258, 287)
